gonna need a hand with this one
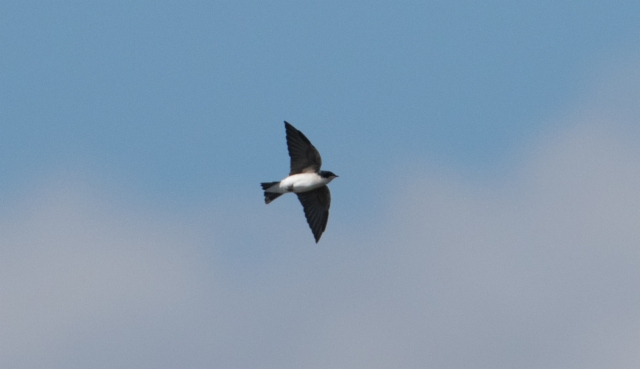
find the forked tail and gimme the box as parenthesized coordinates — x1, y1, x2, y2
(261, 182, 283, 204)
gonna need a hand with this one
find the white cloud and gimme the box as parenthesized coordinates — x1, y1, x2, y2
(1, 58, 639, 368)
(0, 181, 218, 367)
(364, 122, 640, 369)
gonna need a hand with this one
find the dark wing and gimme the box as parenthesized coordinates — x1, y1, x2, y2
(285, 121, 322, 175)
(296, 186, 331, 243)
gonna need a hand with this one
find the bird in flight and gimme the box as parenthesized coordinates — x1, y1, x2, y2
(261, 121, 338, 243)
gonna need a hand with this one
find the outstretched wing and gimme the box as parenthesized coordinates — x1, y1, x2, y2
(296, 186, 331, 243)
(285, 121, 322, 175)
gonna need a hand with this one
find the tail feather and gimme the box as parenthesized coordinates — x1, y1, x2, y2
(261, 181, 282, 204)
(264, 192, 283, 204)
(261, 181, 279, 190)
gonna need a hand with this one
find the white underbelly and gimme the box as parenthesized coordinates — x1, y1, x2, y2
(278, 173, 326, 193)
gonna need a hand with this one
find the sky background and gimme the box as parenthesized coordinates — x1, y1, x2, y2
(1, 1, 639, 368)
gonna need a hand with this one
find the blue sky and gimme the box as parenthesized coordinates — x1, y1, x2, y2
(1, 1, 639, 368)
(2, 1, 637, 202)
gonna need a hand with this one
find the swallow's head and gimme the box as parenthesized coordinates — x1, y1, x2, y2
(320, 171, 338, 181)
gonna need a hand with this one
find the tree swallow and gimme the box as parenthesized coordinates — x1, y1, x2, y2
(261, 121, 338, 243)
